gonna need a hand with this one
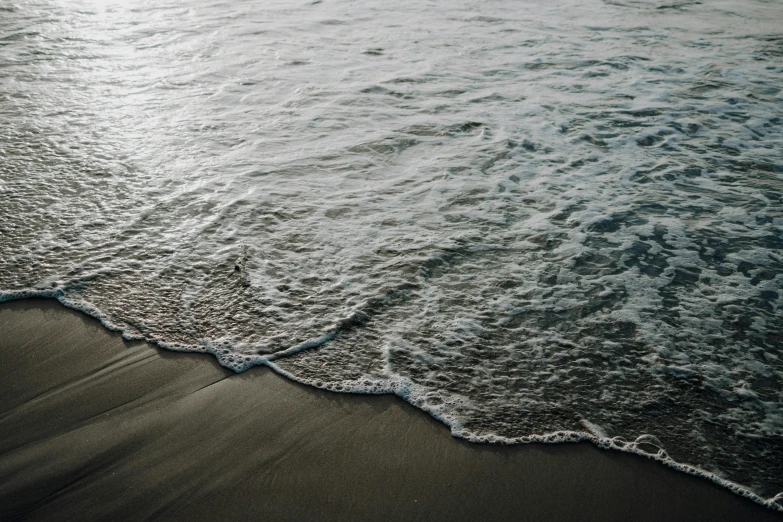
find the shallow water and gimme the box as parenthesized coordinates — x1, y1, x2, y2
(1, 0, 782, 505)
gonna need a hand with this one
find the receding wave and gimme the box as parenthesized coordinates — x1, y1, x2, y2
(1, 0, 781, 509)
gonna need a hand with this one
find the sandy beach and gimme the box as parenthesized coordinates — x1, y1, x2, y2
(0, 298, 780, 521)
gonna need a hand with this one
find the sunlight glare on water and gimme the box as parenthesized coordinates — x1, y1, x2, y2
(1, 0, 782, 506)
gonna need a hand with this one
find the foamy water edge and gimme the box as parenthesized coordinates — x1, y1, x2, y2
(3, 289, 781, 512)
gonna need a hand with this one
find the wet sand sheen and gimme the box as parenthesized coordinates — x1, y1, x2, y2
(0, 299, 780, 522)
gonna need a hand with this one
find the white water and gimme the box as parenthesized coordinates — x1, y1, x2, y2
(1, 0, 782, 507)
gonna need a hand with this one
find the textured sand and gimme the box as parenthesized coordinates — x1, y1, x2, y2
(1, 299, 780, 521)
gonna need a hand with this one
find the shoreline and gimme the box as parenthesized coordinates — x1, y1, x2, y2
(1, 298, 781, 521)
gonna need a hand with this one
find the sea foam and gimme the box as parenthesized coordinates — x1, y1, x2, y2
(1, 0, 782, 508)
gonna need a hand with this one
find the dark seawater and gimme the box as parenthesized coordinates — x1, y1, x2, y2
(1, 0, 782, 507)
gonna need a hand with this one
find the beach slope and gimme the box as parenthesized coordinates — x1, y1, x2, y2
(0, 299, 780, 521)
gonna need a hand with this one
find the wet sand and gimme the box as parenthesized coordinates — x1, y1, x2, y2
(0, 298, 780, 522)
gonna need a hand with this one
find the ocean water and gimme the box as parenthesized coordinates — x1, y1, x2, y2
(1, 0, 782, 507)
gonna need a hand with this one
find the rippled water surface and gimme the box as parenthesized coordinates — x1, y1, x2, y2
(1, 0, 782, 505)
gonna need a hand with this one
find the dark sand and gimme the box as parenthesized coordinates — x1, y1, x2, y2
(1, 299, 781, 522)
